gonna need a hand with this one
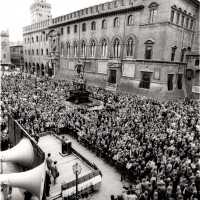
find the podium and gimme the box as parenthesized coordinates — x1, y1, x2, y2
(62, 140, 72, 155)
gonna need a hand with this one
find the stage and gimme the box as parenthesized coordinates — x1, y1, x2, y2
(38, 134, 94, 198)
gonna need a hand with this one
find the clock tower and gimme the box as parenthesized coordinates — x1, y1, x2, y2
(30, 0, 52, 24)
(0, 30, 11, 68)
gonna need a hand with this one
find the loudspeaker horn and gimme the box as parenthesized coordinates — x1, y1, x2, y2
(0, 138, 34, 168)
(0, 161, 46, 200)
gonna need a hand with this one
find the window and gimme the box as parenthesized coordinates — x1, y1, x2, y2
(101, 38, 107, 57)
(3, 54, 6, 58)
(66, 42, 70, 57)
(102, 4, 104, 10)
(195, 59, 199, 66)
(61, 28, 64, 35)
(25, 50, 27, 55)
(74, 41, 78, 57)
(74, 25, 77, 33)
(186, 69, 193, 80)
(25, 38, 26, 43)
(181, 15, 185, 27)
(91, 21, 96, 30)
(32, 49, 34, 55)
(114, 17, 119, 27)
(36, 49, 39, 55)
(171, 46, 177, 61)
(46, 48, 48, 56)
(176, 13, 180, 25)
(28, 38, 30, 43)
(145, 40, 154, 60)
(186, 17, 189, 28)
(32, 37, 34, 43)
(127, 15, 133, 26)
(41, 49, 43, 55)
(113, 38, 120, 58)
(139, 72, 151, 89)
(190, 19, 194, 29)
(61, 43, 64, 57)
(167, 74, 174, 91)
(149, 2, 159, 24)
(126, 37, 134, 57)
(46, 34, 48, 41)
(81, 40, 86, 56)
(171, 10, 175, 22)
(82, 23, 86, 32)
(67, 26, 70, 34)
(181, 48, 186, 62)
(36, 36, 39, 42)
(177, 74, 183, 89)
(28, 50, 30, 55)
(90, 39, 96, 57)
(102, 19, 107, 29)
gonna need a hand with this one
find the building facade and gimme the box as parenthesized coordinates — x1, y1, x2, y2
(23, 0, 200, 100)
(0, 30, 11, 69)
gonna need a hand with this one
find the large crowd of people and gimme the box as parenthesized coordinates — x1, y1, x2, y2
(1, 73, 200, 200)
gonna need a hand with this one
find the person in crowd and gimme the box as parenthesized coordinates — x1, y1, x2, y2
(51, 161, 58, 184)
(46, 153, 53, 172)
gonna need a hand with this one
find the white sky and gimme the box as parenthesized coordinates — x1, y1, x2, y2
(0, 0, 108, 42)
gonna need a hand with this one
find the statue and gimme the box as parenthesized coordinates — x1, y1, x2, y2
(51, 39, 56, 52)
(75, 61, 84, 76)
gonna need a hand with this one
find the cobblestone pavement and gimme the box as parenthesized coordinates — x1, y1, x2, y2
(61, 134, 131, 200)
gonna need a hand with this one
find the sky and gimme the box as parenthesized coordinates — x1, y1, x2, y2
(0, 0, 108, 42)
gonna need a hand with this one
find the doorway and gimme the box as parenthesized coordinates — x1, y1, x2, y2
(108, 69, 117, 84)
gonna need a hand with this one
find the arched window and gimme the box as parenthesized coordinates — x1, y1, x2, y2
(67, 42, 70, 57)
(36, 36, 39, 42)
(25, 50, 27, 55)
(61, 28, 64, 35)
(32, 37, 34, 43)
(90, 39, 96, 57)
(32, 49, 34, 55)
(102, 19, 107, 29)
(46, 48, 48, 56)
(25, 38, 26, 43)
(28, 50, 30, 55)
(82, 23, 86, 32)
(74, 25, 77, 33)
(74, 41, 78, 56)
(61, 43, 64, 56)
(114, 17, 119, 27)
(127, 15, 133, 26)
(67, 26, 70, 34)
(126, 37, 134, 57)
(91, 21, 96, 30)
(41, 49, 43, 55)
(101, 38, 107, 57)
(28, 37, 30, 43)
(81, 40, 86, 57)
(113, 38, 120, 58)
(46, 34, 48, 41)
(36, 49, 39, 55)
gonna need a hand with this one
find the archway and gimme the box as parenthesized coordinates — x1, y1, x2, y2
(32, 63, 36, 74)
(41, 64, 45, 76)
(36, 63, 40, 76)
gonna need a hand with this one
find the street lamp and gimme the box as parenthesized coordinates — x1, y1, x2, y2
(72, 162, 82, 200)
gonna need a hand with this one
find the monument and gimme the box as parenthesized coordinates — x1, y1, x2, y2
(66, 61, 90, 104)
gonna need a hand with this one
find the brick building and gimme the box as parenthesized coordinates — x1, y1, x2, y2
(10, 42, 24, 70)
(23, 0, 200, 100)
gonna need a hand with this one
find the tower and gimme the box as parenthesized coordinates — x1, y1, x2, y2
(0, 30, 11, 67)
(30, 0, 52, 24)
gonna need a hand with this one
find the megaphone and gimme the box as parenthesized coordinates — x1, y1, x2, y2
(0, 161, 46, 200)
(0, 138, 34, 168)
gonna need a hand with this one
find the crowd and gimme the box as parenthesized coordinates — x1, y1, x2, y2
(1, 73, 200, 200)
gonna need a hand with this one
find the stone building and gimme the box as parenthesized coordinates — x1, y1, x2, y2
(10, 42, 24, 70)
(0, 30, 11, 69)
(23, 0, 200, 100)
